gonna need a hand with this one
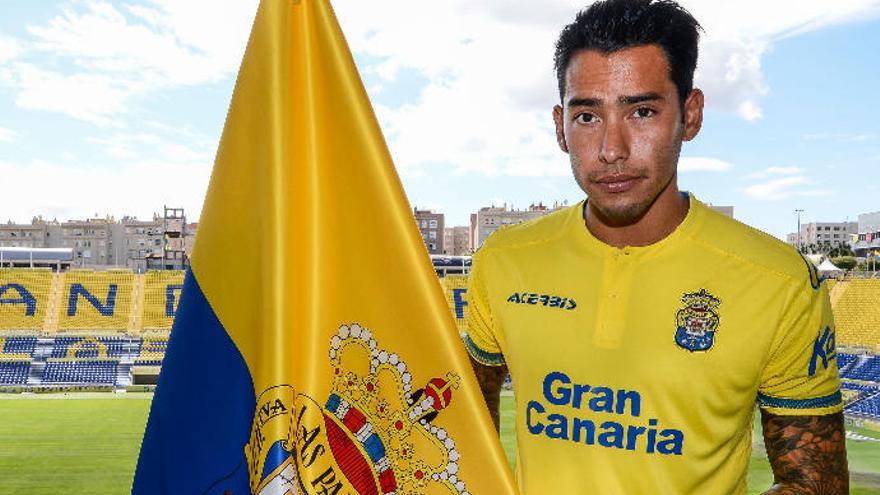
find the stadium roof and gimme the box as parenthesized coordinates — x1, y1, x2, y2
(0, 246, 74, 261)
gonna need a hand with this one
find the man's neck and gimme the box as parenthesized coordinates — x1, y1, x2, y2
(584, 185, 690, 249)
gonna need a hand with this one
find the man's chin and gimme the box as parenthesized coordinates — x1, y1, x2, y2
(589, 199, 650, 227)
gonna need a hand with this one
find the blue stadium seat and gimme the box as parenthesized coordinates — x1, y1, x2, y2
(2, 337, 38, 357)
(845, 356, 880, 382)
(846, 392, 880, 419)
(0, 361, 30, 385)
(41, 360, 118, 385)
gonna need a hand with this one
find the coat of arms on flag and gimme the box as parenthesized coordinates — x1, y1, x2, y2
(247, 324, 468, 495)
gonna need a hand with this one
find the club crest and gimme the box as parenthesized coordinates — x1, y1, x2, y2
(245, 323, 468, 495)
(674, 289, 721, 352)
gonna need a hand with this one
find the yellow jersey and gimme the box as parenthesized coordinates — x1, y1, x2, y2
(465, 194, 841, 494)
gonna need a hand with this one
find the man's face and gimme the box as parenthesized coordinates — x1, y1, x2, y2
(553, 44, 703, 225)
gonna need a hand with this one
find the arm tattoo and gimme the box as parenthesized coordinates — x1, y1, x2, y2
(760, 410, 848, 495)
(469, 356, 508, 433)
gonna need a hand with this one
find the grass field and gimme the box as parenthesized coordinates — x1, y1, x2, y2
(0, 392, 878, 494)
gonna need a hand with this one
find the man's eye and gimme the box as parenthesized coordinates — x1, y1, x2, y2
(575, 113, 598, 124)
(633, 107, 656, 118)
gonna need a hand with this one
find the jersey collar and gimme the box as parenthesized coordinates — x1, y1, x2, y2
(570, 191, 706, 259)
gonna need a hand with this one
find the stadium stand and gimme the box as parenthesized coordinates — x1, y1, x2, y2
(0, 336, 37, 359)
(56, 270, 134, 333)
(832, 279, 880, 351)
(846, 392, 880, 419)
(140, 270, 184, 332)
(44, 360, 116, 384)
(0, 268, 55, 332)
(0, 360, 30, 385)
(42, 359, 119, 385)
(845, 355, 880, 382)
(49, 336, 130, 360)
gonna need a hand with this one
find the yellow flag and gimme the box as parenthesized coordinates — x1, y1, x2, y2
(134, 1, 518, 494)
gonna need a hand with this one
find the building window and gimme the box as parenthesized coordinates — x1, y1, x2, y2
(429, 231, 437, 239)
(429, 220, 438, 228)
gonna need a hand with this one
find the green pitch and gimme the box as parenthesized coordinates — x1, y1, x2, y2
(0, 392, 878, 494)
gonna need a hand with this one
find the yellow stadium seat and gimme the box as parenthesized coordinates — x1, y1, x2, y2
(832, 280, 880, 352)
(441, 274, 470, 333)
(140, 270, 185, 332)
(56, 270, 134, 333)
(0, 269, 55, 333)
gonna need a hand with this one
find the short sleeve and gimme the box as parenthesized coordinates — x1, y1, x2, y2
(758, 267, 842, 416)
(463, 250, 506, 367)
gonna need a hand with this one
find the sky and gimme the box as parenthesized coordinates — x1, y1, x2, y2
(0, 1, 879, 240)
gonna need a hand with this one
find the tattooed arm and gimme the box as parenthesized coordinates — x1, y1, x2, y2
(760, 410, 848, 495)
(469, 356, 508, 433)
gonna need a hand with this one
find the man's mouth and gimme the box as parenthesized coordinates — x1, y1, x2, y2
(593, 174, 642, 194)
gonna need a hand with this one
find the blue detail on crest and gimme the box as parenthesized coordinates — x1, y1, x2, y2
(364, 433, 385, 463)
(261, 440, 293, 481)
(675, 326, 715, 352)
(325, 393, 341, 413)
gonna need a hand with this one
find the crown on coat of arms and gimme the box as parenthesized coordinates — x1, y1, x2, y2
(680, 289, 720, 311)
(326, 323, 468, 495)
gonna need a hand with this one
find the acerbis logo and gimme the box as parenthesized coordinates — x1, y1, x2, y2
(507, 292, 576, 310)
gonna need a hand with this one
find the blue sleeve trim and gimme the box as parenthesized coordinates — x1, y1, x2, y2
(464, 334, 505, 366)
(757, 390, 842, 410)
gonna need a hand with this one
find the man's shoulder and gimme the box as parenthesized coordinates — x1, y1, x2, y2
(479, 203, 580, 254)
(695, 202, 814, 285)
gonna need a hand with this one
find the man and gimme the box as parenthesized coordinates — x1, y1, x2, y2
(465, 0, 848, 493)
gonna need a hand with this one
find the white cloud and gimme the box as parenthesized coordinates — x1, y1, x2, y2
(0, 158, 211, 223)
(0, 0, 257, 124)
(11, 63, 129, 126)
(0, 126, 20, 142)
(743, 173, 832, 200)
(679, 157, 733, 172)
(0, 36, 21, 64)
(331, 0, 880, 176)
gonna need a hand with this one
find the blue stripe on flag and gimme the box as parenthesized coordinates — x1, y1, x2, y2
(132, 269, 256, 495)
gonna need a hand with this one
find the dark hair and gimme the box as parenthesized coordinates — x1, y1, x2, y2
(554, 0, 702, 110)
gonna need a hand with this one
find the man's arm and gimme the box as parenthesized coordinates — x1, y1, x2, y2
(469, 355, 508, 433)
(761, 410, 848, 495)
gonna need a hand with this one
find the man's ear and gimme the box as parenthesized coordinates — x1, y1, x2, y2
(553, 104, 568, 153)
(682, 88, 704, 142)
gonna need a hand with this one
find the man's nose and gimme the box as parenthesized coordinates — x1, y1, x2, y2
(599, 119, 630, 165)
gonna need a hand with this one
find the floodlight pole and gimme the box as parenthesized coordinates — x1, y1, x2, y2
(795, 209, 804, 253)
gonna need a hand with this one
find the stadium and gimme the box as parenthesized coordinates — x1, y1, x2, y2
(0, 264, 878, 494)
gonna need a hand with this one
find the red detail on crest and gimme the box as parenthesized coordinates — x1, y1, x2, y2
(366, 383, 375, 392)
(343, 407, 367, 434)
(379, 468, 397, 493)
(425, 377, 453, 410)
(323, 413, 379, 495)
(394, 420, 403, 431)
(415, 470, 424, 480)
